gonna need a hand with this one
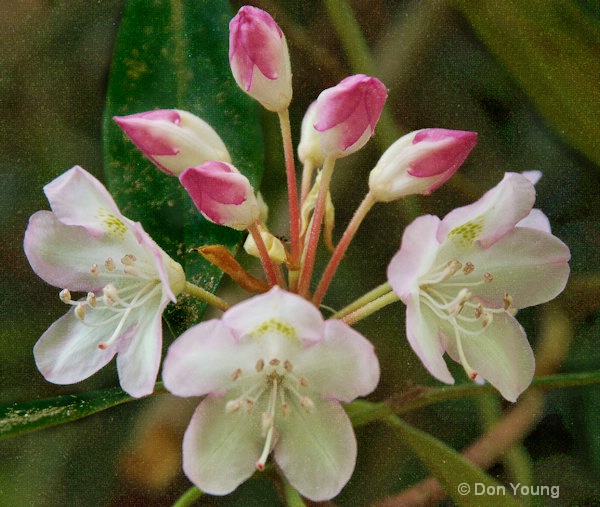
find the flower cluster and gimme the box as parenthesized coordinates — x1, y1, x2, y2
(24, 4, 570, 503)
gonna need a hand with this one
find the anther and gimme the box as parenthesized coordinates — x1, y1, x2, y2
(300, 396, 314, 413)
(474, 303, 483, 319)
(103, 284, 118, 306)
(86, 292, 97, 307)
(462, 261, 475, 275)
(284, 360, 293, 372)
(255, 358, 265, 372)
(269, 358, 280, 366)
(298, 376, 309, 388)
(446, 259, 462, 276)
(121, 254, 136, 265)
(90, 263, 100, 276)
(502, 292, 513, 310)
(483, 272, 494, 283)
(226, 399, 242, 413)
(75, 303, 86, 321)
(104, 257, 116, 271)
(231, 368, 242, 381)
(281, 403, 291, 417)
(59, 289, 72, 303)
(481, 312, 493, 327)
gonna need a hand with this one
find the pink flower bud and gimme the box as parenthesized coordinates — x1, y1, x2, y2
(229, 6, 292, 112)
(368, 128, 478, 201)
(179, 162, 259, 231)
(114, 110, 231, 176)
(314, 75, 387, 158)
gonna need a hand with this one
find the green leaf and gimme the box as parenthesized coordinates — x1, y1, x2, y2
(454, 0, 600, 167)
(102, 0, 264, 331)
(387, 415, 524, 507)
(0, 385, 158, 440)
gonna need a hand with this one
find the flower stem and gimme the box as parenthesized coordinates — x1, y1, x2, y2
(278, 108, 301, 272)
(172, 485, 203, 507)
(313, 191, 377, 306)
(331, 281, 393, 320)
(298, 155, 336, 297)
(282, 475, 306, 507)
(248, 222, 284, 287)
(340, 290, 399, 326)
(300, 159, 316, 205)
(183, 281, 230, 312)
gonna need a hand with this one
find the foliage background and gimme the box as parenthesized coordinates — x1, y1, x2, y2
(0, 0, 598, 505)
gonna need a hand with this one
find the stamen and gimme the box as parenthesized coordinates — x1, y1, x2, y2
(86, 292, 97, 307)
(298, 376, 309, 388)
(462, 261, 475, 275)
(256, 378, 278, 471)
(121, 254, 136, 265)
(231, 368, 242, 381)
(269, 358, 280, 366)
(453, 324, 478, 381)
(483, 272, 494, 283)
(90, 263, 100, 276)
(226, 399, 242, 413)
(502, 292, 513, 310)
(255, 358, 265, 372)
(75, 303, 86, 321)
(104, 257, 116, 271)
(59, 289, 72, 303)
(284, 359, 293, 372)
(300, 396, 314, 413)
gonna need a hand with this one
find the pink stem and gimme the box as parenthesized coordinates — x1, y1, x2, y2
(313, 191, 377, 306)
(298, 156, 336, 297)
(248, 222, 284, 287)
(278, 109, 301, 271)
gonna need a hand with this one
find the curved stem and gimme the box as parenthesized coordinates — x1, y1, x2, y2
(300, 159, 316, 206)
(278, 109, 301, 270)
(340, 290, 399, 326)
(298, 156, 336, 297)
(183, 281, 230, 312)
(313, 191, 377, 306)
(331, 281, 393, 319)
(172, 485, 203, 507)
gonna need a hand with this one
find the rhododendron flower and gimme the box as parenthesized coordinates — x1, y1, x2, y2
(179, 161, 260, 231)
(24, 166, 185, 397)
(314, 74, 387, 158)
(369, 128, 478, 201)
(113, 109, 231, 176)
(387, 173, 570, 401)
(229, 6, 292, 112)
(162, 287, 380, 501)
(297, 101, 325, 168)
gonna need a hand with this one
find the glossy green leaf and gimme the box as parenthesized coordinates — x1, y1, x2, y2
(102, 0, 263, 331)
(0, 385, 161, 440)
(387, 415, 524, 507)
(455, 0, 600, 167)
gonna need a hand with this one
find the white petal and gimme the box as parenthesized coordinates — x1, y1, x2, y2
(455, 227, 570, 309)
(445, 313, 535, 402)
(387, 215, 441, 300)
(163, 320, 260, 397)
(33, 308, 119, 385)
(293, 320, 379, 402)
(44, 166, 130, 237)
(275, 398, 356, 502)
(116, 295, 166, 397)
(439, 172, 535, 248)
(405, 294, 454, 384)
(182, 395, 261, 495)
(517, 208, 551, 232)
(223, 287, 324, 345)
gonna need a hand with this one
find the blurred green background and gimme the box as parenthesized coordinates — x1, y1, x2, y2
(1, 0, 599, 505)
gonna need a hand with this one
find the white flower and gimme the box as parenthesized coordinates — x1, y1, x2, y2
(24, 166, 185, 397)
(162, 287, 380, 501)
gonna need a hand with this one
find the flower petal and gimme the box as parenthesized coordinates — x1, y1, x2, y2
(293, 319, 379, 402)
(116, 294, 166, 397)
(182, 395, 261, 495)
(387, 214, 441, 300)
(517, 208, 551, 232)
(444, 312, 535, 402)
(44, 166, 129, 237)
(223, 287, 324, 346)
(445, 227, 570, 309)
(163, 319, 259, 397)
(405, 294, 455, 384)
(33, 308, 119, 385)
(439, 172, 535, 248)
(24, 211, 121, 291)
(275, 398, 356, 501)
